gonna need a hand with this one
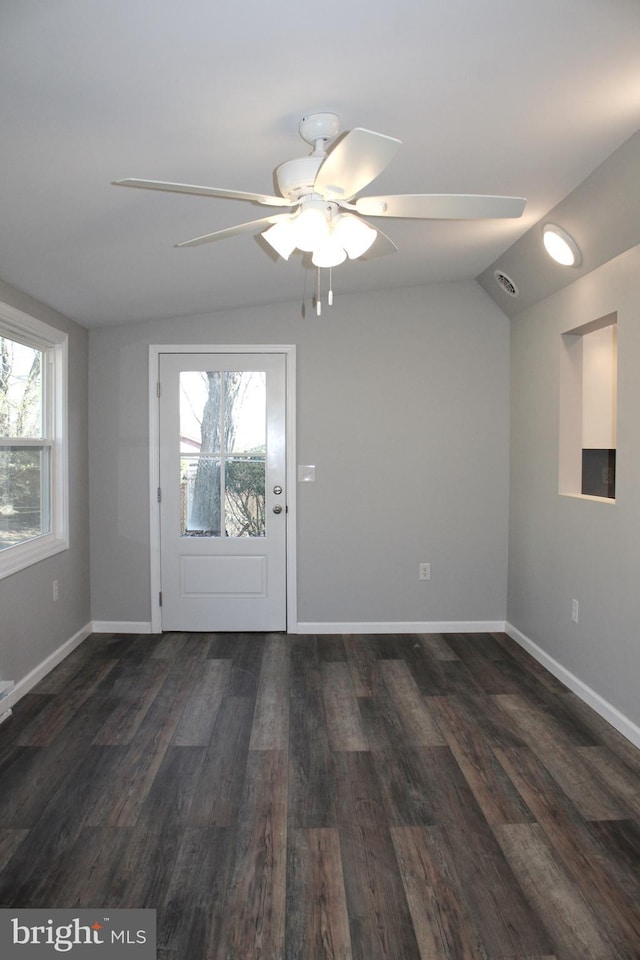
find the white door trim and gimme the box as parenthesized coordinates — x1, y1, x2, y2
(149, 344, 297, 634)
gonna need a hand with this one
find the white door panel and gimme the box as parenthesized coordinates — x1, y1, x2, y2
(181, 555, 267, 597)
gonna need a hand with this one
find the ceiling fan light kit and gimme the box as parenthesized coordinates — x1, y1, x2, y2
(263, 200, 378, 268)
(113, 111, 527, 305)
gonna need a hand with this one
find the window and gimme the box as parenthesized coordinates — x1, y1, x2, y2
(0, 303, 68, 578)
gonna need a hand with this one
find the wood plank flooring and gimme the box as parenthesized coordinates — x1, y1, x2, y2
(0, 630, 639, 959)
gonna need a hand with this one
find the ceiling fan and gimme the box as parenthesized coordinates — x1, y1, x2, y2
(113, 112, 526, 270)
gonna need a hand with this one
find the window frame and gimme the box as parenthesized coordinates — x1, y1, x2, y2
(0, 302, 68, 579)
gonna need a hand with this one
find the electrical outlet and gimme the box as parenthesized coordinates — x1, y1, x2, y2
(419, 562, 431, 581)
(571, 598, 579, 623)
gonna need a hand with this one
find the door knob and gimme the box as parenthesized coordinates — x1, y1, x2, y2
(273, 504, 283, 514)
(273, 485, 283, 495)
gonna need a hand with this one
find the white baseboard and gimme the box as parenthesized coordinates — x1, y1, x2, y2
(91, 621, 154, 634)
(294, 620, 507, 634)
(3, 622, 93, 713)
(506, 621, 640, 751)
(0, 681, 14, 725)
(92, 619, 508, 637)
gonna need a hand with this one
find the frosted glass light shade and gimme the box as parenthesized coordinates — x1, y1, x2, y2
(312, 238, 347, 268)
(293, 207, 331, 252)
(333, 214, 377, 259)
(262, 220, 297, 259)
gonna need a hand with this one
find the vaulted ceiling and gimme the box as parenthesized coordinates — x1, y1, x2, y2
(2, 0, 640, 327)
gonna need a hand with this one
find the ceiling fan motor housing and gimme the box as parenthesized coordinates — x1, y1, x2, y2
(275, 157, 324, 201)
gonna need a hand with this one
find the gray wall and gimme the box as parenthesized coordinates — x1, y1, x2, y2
(0, 280, 90, 685)
(89, 280, 511, 626)
(508, 242, 640, 728)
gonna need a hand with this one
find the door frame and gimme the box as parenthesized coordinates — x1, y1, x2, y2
(148, 344, 297, 634)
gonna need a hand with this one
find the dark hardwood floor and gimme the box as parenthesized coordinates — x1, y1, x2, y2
(1, 630, 639, 959)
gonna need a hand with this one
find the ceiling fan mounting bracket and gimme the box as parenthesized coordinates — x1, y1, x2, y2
(298, 112, 340, 148)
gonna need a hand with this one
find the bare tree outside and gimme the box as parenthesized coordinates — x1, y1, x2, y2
(0, 336, 45, 549)
(181, 370, 266, 537)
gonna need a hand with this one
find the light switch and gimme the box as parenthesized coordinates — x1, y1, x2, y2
(298, 464, 316, 483)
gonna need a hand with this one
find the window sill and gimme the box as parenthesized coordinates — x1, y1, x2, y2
(559, 492, 616, 505)
(0, 533, 69, 580)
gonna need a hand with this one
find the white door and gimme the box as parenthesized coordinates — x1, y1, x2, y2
(158, 352, 287, 631)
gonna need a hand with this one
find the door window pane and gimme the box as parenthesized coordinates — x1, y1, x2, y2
(225, 372, 265, 537)
(226, 372, 265, 453)
(179, 370, 266, 537)
(180, 454, 221, 536)
(225, 455, 265, 537)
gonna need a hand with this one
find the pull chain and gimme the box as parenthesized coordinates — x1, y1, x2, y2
(315, 266, 335, 315)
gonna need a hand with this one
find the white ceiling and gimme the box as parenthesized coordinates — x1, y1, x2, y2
(2, 0, 640, 328)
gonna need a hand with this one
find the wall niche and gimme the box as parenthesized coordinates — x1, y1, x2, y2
(559, 312, 617, 501)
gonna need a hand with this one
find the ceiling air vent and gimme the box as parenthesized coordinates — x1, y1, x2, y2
(494, 270, 519, 297)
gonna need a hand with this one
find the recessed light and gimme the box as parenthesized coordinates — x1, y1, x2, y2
(542, 224, 581, 267)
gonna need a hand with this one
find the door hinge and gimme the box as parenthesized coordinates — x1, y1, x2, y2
(157, 487, 162, 502)
(158, 591, 163, 607)
(156, 381, 161, 398)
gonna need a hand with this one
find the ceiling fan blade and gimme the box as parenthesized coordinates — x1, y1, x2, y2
(175, 214, 292, 248)
(314, 128, 402, 202)
(113, 178, 295, 208)
(355, 193, 526, 220)
(360, 221, 398, 259)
